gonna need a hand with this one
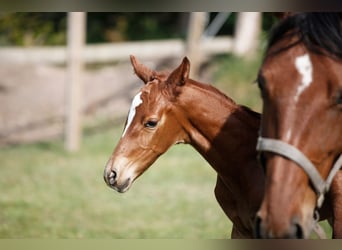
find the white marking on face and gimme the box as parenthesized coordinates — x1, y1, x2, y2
(294, 54, 313, 102)
(122, 92, 143, 137)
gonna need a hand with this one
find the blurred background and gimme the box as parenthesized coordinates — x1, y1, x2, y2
(1, 12, 321, 238)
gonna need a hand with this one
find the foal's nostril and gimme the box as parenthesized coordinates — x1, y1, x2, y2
(108, 170, 117, 185)
(109, 170, 116, 179)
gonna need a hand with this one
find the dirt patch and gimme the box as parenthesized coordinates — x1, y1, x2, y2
(0, 61, 141, 145)
(0, 57, 210, 146)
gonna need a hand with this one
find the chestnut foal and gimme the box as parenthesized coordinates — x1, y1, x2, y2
(104, 55, 263, 238)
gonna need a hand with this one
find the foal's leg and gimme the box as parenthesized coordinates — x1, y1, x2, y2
(214, 176, 253, 238)
(231, 225, 250, 238)
(330, 170, 342, 238)
(214, 176, 235, 238)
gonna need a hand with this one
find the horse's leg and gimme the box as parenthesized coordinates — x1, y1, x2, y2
(214, 176, 253, 238)
(330, 170, 342, 238)
(214, 176, 238, 238)
(231, 225, 246, 238)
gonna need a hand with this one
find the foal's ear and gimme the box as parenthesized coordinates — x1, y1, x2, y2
(166, 57, 190, 87)
(130, 55, 157, 84)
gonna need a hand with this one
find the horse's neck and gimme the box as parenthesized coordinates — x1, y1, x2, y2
(175, 81, 263, 228)
(176, 80, 260, 177)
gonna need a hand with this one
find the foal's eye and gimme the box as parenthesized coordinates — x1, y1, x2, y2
(144, 120, 158, 129)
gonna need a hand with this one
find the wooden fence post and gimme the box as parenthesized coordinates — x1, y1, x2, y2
(186, 12, 208, 79)
(65, 12, 86, 152)
(233, 12, 261, 60)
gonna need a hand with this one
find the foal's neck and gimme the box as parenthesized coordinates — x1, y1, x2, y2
(177, 80, 260, 174)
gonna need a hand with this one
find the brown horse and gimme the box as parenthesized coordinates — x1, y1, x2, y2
(103, 55, 263, 238)
(255, 13, 342, 238)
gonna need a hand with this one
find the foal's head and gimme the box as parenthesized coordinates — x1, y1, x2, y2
(103, 56, 191, 193)
(256, 13, 342, 238)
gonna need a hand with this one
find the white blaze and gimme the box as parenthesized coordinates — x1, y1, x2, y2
(122, 92, 143, 137)
(294, 54, 313, 102)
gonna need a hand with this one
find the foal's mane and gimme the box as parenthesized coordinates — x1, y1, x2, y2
(186, 79, 261, 120)
(187, 78, 235, 104)
(267, 13, 342, 59)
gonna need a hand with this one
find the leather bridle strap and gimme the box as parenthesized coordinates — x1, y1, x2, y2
(256, 137, 342, 208)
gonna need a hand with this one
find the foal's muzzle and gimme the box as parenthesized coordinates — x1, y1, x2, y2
(103, 169, 131, 193)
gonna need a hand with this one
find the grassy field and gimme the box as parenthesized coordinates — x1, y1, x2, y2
(211, 54, 263, 112)
(0, 122, 231, 238)
(0, 55, 332, 238)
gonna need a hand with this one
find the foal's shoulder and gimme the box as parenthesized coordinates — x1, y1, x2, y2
(238, 105, 261, 120)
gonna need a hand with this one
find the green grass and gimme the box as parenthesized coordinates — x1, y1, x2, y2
(211, 54, 263, 112)
(0, 123, 230, 238)
(0, 122, 331, 239)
